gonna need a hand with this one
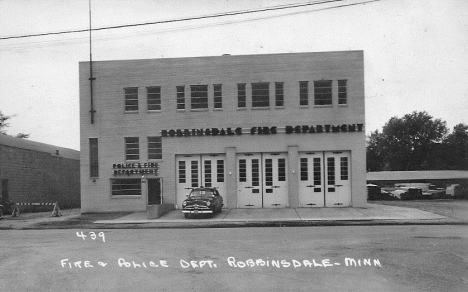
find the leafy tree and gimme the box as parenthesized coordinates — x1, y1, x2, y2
(366, 130, 385, 171)
(14, 132, 30, 139)
(441, 123, 468, 170)
(0, 111, 9, 134)
(366, 111, 448, 171)
(0, 110, 30, 138)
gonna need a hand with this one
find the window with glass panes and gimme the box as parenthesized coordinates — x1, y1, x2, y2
(111, 179, 141, 196)
(176, 86, 185, 110)
(89, 138, 99, 177)
(214, 84, 222, 109)
(191, 85, 208, 109)
(299, 81, 308, 106)
(147, 86, 161, 111)
(124, 87, 138, 111)
(338, 80, 347, 105)
(275, 82, 284, 107)
(148, 137, 162, 160)
(314, 80, 332, 106)
(237, 83, 246, 108)
(251, 82, 269, 108)
(125, 137, 139, 161)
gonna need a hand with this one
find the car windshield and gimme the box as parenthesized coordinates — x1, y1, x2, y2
(189, 190, 215, 199)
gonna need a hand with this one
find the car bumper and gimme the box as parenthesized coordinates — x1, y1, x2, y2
(182, 209, 213, 214)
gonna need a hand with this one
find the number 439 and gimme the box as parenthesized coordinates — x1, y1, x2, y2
(76, 231, 105, 242)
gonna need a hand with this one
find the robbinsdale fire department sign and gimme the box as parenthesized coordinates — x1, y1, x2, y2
(161, 124, 364, 137)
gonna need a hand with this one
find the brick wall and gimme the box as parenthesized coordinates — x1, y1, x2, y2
(0, 144, 80, 211)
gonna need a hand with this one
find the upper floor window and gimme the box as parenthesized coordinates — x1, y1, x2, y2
(214, 84, 222, 109)
(176, 86, 185, 110)
(299, 81, 308, 106)
(148, 136, 162, 160)
(125, 137, 139, 161)
(251, 82, 269, 108)
(124, 87, 138, 112)
(191, 85, 208, 110)
(338, 79, 347, 105)
(89, 138, 99, 177)
(275, 82, 284, 107)
(147, 86, 161, 111)
(237, 83, 246, 109)
(314, 80, 332, 106)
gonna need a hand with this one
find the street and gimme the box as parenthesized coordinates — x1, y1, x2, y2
(1, 226, 467, 292)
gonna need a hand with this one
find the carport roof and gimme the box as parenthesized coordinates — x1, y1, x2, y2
(0, 134, 79, 160)
(367, 170, 468, 181)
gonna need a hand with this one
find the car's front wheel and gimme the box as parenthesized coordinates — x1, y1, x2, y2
(184, 213, 191, 219)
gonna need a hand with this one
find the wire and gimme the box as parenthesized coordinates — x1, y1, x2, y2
(0, 0, 379, 51)
(0, 0, 347, 40)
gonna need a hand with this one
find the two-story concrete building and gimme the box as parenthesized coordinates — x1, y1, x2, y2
(79, 51, 366, 213)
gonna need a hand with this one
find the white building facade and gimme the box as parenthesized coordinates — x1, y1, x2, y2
(79, 51, 366, 213)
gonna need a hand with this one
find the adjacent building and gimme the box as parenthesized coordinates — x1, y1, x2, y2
(0, 134, 80, 210)
(79, 51, 366, 213)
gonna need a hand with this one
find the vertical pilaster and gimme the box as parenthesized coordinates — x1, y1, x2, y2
(351, 140, 367, 207)
(288, 145, 299, 208)
(225, 147, 237, 209)
(141, 176, 148, 206)
(162, 153, 176, 207)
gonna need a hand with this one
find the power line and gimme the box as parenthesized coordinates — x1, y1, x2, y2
(1, 0, 348, 40)
(0, 0, 377, 52)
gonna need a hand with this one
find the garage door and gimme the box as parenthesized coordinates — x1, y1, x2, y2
(324, 151, 351, 207)
(298, 152, 325, 207)
(176, 154, 226, 209)
(237, 153, 288, 208)
(299, 151, 351, 207)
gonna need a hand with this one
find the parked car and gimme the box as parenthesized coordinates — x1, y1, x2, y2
(446, 184, 463, 197)
(182, 187, 224, 219)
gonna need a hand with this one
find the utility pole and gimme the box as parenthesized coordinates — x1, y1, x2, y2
(89, 0, 96, 124)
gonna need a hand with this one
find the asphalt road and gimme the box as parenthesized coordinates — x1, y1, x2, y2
(1, 226, 467, 292)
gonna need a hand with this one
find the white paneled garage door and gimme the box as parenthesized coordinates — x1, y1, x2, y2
(237, 153, 288, 208)
(299, 152, 325, 207)
(299, 151, 351, 207)
(176, 154, 226, 209)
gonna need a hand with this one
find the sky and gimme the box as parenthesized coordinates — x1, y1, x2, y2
(0, 0, 467, 151)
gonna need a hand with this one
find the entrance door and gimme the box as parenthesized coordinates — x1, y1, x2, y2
(262, 153, 288, 208)
(237, 154, 262, 208)
(147, 178, 162, 205)
(201, 154, 226, 207)
(324, 151, 351, 207)
(298, 152, 325, 207)
(176, 155, 201, 209)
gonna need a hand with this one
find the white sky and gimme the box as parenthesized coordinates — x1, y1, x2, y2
(0, 0, 467, 151)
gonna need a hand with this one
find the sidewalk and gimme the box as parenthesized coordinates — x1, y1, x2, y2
(93, 203, 458, 227)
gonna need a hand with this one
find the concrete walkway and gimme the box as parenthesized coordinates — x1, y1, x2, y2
(94, 203, 451, 226)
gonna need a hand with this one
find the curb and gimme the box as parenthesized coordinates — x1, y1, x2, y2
(2, 218, 466, 230)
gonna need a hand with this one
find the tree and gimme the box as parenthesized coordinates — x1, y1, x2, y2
(0, 110, 30, 138)
(14, 132, 30, 139)
(0, 111, 9, 134)
(442, 123, 468, 170)
(366, 130, 385, 171)
(366, 111, 448, 171)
